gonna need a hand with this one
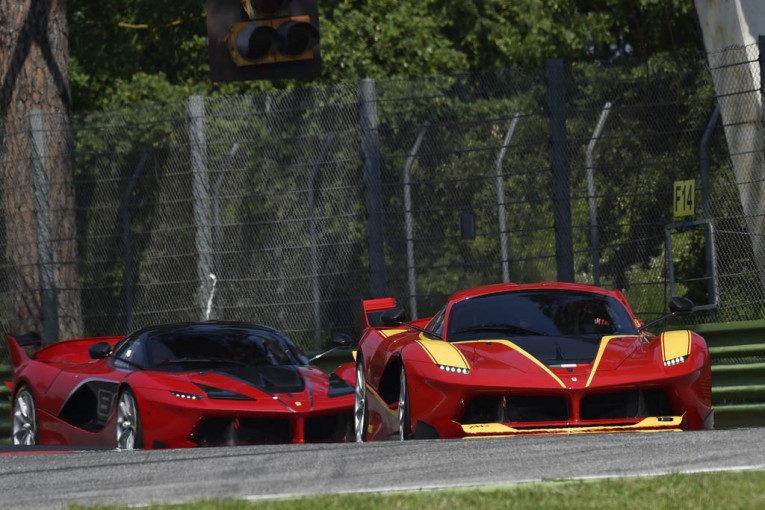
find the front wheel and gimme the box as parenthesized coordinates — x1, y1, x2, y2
(398, 365, 412, 440)
(12, 385, 38, 446)
(116, 387, 143, 449)
(354, 356, 369, 442)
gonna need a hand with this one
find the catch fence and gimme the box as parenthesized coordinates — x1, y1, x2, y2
(1, 45, 765, 356)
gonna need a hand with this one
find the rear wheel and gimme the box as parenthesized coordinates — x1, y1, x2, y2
(116, 388, 143, 449)
(354, 356, 369, 442)
(398, 365, 412, 440)
(12, 385, 38, 446)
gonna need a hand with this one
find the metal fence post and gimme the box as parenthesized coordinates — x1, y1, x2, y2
(189, 96, 214, 320)
(29, 110, 59, 344)
(403, 123, 429, 318)
(359, 79, 387, 298)
(586, 102, 612, 286)
(545, 59, 574, 283)
(759, 35, 765, 96)
(495, 115, 520, 283)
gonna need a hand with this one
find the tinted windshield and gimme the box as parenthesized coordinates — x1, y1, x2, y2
(114, 324, 307, 372)
(447, 290, 637, 342)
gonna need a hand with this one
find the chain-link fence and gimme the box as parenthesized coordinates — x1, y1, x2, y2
(2, 44, 765, 358)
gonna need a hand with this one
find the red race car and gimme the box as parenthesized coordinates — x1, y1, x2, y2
(7, 321, 356, 449)
(354, 282, 713, 441)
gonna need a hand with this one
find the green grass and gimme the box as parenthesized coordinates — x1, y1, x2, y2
(72, 469, 765, 510)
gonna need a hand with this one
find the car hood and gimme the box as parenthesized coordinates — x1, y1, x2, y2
(454, 334, 642, 369)
(199, 365, 306, 393)
(134, 364, 353, 401)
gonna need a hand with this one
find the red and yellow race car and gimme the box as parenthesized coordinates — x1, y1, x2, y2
(7, 321, 356, 449)
(353, 282, 713, 441)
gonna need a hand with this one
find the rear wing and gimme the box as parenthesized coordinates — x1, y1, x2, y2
(5, 332, 39, 368)
(10, 331, 42, 348)
(361, 297, 399, 329)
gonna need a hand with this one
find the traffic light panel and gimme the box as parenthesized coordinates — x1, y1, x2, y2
(207, 0, 321, 82)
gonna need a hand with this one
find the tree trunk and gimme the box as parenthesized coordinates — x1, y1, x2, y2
(0, 0, 82, 342)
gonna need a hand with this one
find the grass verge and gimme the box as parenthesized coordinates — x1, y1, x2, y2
(71, 469, 765, 510)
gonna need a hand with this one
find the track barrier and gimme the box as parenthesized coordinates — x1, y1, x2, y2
(687, 320, 765, 429)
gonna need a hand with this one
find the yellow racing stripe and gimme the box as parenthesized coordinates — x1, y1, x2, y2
(455, 340, 566, 388)
(379, 328, 408, 338)
(584, 335, 639, 388)
(416, 339, 470, 369)
(661, 330, 692, 362)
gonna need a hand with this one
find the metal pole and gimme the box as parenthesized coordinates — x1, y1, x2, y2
(308, 132, 336, 349)
(546, 59, 574, 282)
(585, 102, 612, 286)
(359, 79, 388, 298)
(189, 96, 213, 320)
(404, 122, 429, 319)
(495, 115, 520, 283)
(29, 110, 59, 344)
(700, 105, 720, 223)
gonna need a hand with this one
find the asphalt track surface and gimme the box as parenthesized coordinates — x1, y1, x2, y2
(1, 428, 764, 509)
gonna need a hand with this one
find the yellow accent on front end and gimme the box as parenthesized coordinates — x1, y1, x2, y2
(461, 416, 684, 437)
(661, 330, 692, 362)
(462, 423, 515, 434)
(416, 339, 470, 369)
(586, 335, 614, 388)
(584, 335, 640, 388)
(379, 328, 408, 338)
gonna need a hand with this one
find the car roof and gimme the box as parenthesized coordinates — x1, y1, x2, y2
(448, 282, 622, 303)
(131, 320, 286, 337)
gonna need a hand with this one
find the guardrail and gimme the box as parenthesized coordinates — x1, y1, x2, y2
(1, 322, 763, 444)
(687, 320, 765, 429)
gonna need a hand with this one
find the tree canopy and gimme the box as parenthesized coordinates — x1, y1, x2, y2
(68, 0, 703, 110)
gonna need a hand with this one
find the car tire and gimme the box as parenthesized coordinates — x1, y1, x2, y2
(12, 385, 38, 446)
(116, 387, 143, 449)
(354, 356, 369, 442)
(398, 364, 413, 440)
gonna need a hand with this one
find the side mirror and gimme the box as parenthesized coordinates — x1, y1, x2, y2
(639, 296, 696, 332)
(89, 342, 112, 360)
(330, 332, 353, 348)
(380, 306, 406, 326)
(669, 296, 695, 315)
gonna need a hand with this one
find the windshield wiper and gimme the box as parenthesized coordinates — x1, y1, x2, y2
(454, 323, 548, 336)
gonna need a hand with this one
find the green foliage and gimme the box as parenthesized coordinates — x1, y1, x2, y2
(67, 0, 704, 108)
(320, 0, 469, 82)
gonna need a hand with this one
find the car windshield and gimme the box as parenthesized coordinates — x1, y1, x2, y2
(447, 290, 638, 342)
(140, 325, 305, 371)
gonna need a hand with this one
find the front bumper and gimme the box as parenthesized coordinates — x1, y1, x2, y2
(460, 415, 684, 438)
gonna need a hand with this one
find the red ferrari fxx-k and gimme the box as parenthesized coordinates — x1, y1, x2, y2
(7, 321, 356, 449)
(354, 282, 713, 441)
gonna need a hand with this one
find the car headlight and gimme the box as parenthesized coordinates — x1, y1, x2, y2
(170, 391, 204, 400)
(663, 356, 688, 367)
(438, 364, 471, 375)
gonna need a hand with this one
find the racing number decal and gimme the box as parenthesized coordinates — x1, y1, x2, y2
(673, 180, 694, 219)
